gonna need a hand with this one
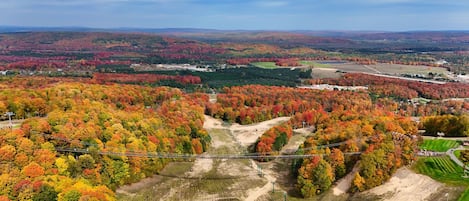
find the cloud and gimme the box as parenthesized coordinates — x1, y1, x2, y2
(1, 0, 185, 7)
(256, 1, 289, 7)
(350, 0, 468, 5)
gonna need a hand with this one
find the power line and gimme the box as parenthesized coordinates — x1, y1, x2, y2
(36, 131, 365, 159)
(55, 147, 361, 159)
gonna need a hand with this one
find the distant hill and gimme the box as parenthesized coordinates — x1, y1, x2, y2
(297, 30, 469, 43)
(2, 26, 468, 44)
(165, 31, 354, 48)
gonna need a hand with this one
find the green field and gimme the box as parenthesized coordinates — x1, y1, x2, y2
(251, 62, 279, 69)
(419, 139, 460, 152)
(413, 156, 469, 186)
(459, 188, 469, 201)
(455, 150, 462, 159)
(300, 60, 332, 68)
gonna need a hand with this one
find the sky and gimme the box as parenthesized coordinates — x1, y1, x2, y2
(1, 0, 469, 31)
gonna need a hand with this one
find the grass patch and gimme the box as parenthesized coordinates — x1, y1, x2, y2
(455, 150, 462, 159)
(412, 156, 469, 186)
(458, 187, 469, 201)
(251, 62, 279, 69)
(419, 139, 460, 152)
(300, 60, 332, 68)
(159, 162, 193, 176)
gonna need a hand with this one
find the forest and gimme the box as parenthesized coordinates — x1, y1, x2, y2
(0, 77, 428, 200)
(0, 77, 210, 200)
(0, 31, 468, 200)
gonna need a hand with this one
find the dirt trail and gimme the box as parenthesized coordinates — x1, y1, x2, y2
(333, 163, 359, 195)
(245, 161, 277, 201)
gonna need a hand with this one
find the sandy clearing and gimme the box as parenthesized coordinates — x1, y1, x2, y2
(362, 167, 443, 201)
(205, 114, 291, 147)
(230, 117, 291, 147)
(203, 115, 226, 130)
(278, 127, 314, 154)
(187, 157, 213, 177)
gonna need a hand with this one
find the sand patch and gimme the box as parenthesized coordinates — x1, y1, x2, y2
(230, 117, 291, 147)
(361, 167, 443, 201)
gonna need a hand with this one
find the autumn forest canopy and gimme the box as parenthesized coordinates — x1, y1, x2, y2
(0, 31, 468, 200)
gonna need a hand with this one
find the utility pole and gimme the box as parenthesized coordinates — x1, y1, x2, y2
(271, 181, 275, 193)
(257, 164, 263, 177)
(5, 112, 15, 130)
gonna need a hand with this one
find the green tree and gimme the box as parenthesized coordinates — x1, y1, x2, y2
(273, 133, 287, 151)
(311, 159, 334, 194)
(78, 154, 96, 170)
(59, 190, 81, 201)
(33, 185, 58, 201)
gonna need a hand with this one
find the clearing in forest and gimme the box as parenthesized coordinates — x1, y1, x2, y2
(116, 115, 290, 201)
(251, 62, 279, 69)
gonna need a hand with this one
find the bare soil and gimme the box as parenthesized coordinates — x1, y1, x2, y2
(229, 117, 291, 147)
(351, 168, 445, 201)
(332, 164, 359, 196)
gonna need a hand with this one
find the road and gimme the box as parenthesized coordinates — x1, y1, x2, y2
(422, 136, 469, 141)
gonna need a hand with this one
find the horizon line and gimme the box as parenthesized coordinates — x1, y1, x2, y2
(1, 25, 469, 33)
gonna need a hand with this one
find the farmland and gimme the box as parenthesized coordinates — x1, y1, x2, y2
(419, 139, 461, 152)
(369, 63, 449, 75)
(413, 156, 469, 186)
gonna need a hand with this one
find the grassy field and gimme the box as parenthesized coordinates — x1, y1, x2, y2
(419, 139, 460, 152)
(300, 60, 332, 68)
(455, 150, 462, 159)
(459, 188, 469, 201)
(251, 62, 279, 69)
(413, 156, 469, 186)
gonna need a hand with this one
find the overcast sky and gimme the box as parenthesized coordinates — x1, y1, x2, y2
(1, 0, 468, 31)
